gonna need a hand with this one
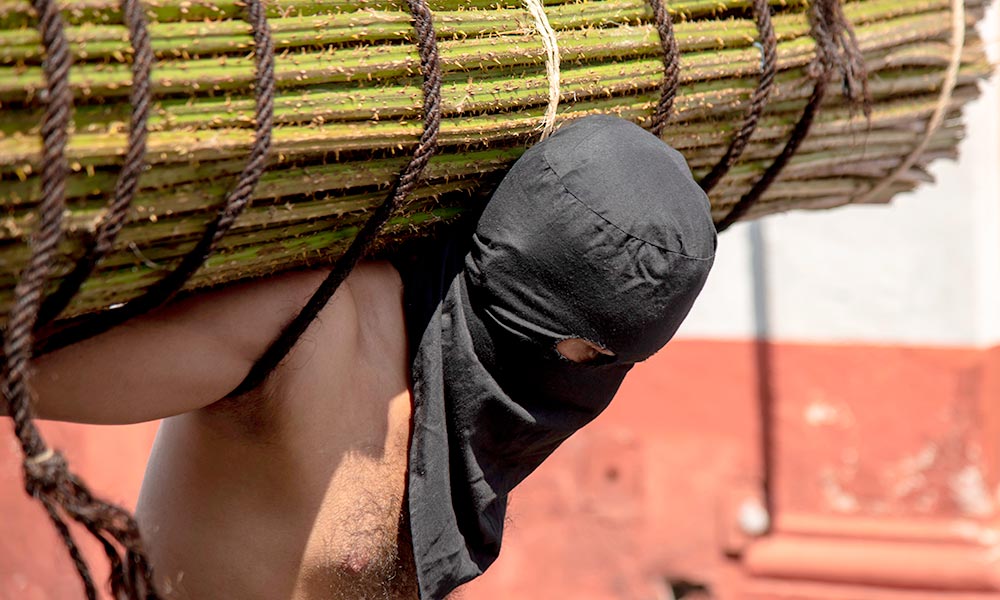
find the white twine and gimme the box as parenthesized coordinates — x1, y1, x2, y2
(524, 0, 560, 139)
(852, 0, 966, 204)
(25, 447, 55, 466)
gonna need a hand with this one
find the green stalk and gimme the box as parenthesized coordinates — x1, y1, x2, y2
(0, 70, 981, 228)
(1, 38, 956, 139)
(0, 12, 970, 170)
(0, 5, 957, 101)
(0, 0, 948, 63)
(0, 0, 989, 319)
(0, 118, 963, 290)
(0, 0, 817, 30)
(0, 41, 980, 206)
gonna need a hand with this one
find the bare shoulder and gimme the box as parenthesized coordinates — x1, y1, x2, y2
(201, 260, 408, 435)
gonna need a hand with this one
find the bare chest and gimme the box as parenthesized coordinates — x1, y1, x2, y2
(290, 386, 417, 600)
(140, 263, 418, 600)
(276, 266, 416, 598)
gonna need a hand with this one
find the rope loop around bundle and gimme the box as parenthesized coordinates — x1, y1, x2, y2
(37, 0, 277, 354)
(714, 0, 872, 232)
(228, 0, 445, 397)
(698, 0, 778, 193)
(35, 0, 154, 328)
(646, 0, 681, 137)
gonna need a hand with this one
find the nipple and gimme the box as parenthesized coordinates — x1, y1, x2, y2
(342, 549, 372, 574)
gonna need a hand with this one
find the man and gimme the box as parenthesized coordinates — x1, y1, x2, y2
(22, 115, 716, 599)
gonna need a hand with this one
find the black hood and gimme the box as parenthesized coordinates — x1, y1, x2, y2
(396, 115, 716, 599)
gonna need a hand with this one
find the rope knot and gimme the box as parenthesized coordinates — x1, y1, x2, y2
(22, 446, 68, 494)
(808, 0, 871, 115)
(19, 446, 158, 599)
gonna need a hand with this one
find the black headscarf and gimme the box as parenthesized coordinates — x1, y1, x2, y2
(395, 115, 716, 599)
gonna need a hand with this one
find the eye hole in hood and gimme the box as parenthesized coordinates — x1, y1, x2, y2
(555, 338, 615, 363)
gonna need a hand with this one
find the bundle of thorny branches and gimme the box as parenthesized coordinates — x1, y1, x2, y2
(0, 0, 992, 321)
(0, 1, 993, 598)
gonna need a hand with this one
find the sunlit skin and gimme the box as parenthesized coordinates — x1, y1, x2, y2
(555, 337, 615, 363)
(14, 260, 613, 600)
(27, 262, 416, 599)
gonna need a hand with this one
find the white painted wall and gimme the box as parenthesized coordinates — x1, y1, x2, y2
(677, 4, 1000, 348)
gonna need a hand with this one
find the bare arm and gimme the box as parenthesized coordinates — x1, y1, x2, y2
(27, 268, 343, 425)
(134, 261, 412, 600)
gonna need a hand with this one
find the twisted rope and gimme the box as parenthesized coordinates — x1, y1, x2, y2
(228, 0, 444, 398)
(1, 1, 158, 598)
(36, 0, 153, 328)
(525, 0, 560, 139)
(851, 0, 964, 204)
(816, 0, 871, 114)
(37, 0, 276, 355)
(715, 0, 870, 232)
(698, 0, 778, 193)
(4, 0, 73, 464)
(646, 0, 680, 137)
(8, 0, 276, 597)
(715, 77, 829, 232)
(0, 0, 925, 596)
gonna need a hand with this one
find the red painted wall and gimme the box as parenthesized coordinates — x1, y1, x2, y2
(0, 420, 157, 599)
(464, 341, 1000, 599)
(2, 340, 1000, 599)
